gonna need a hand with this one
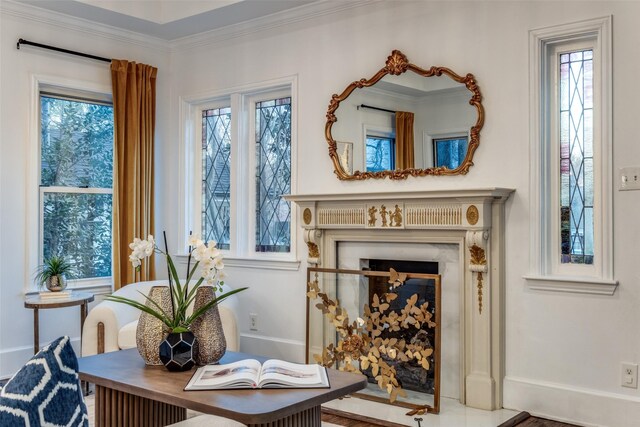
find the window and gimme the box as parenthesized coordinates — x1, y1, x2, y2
(254, 97, 291, 253)
(366, 135, 395, 172)
(40, 92, 114, 281)
(190, 82, 295, 261)
(559, 49, 593, 265)
(202, 107, 231, 250)
(433, 136, 468, 169)
(527, 17, 615, 294)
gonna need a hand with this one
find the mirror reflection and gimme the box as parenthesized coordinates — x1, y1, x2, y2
(326, 50, 483, 180)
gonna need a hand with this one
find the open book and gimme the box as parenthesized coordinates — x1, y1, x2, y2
(184, 359, 329, 390)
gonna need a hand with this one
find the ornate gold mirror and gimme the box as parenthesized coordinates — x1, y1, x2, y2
(326, 50, 484, 180)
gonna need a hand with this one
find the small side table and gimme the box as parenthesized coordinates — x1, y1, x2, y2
(24, 292, 95, 354)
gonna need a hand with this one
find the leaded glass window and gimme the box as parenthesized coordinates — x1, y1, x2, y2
(366, 136, 395, 172)
(559, 49, 594, 265)
(255, 97, 291, 253)
(40, 94, 113, 280)
(202, 107, 232, 250)
(434, 136, 468, 169)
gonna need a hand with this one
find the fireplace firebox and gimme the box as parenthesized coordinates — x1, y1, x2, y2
(306, 266, 442, 413)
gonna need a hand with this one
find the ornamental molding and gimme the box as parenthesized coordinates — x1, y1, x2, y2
(286, 190, 514, 285)
(286, 188, 513, 233)
(1, 0, 168, 53)
(304, 229, 322, 265)
(467, 230, 489, 314)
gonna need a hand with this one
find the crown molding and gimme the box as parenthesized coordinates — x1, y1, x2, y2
(169, 0, 379, 52)
(1, 0, 169, 55)
(1, 0, 381, 56)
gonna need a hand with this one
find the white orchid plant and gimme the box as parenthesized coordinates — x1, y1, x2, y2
(107, 234, 247, 333)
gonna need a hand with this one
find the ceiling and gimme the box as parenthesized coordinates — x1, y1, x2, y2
(16, 0, 320, 40)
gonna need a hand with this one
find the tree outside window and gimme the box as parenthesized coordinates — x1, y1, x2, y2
(40, 94, 114, 280)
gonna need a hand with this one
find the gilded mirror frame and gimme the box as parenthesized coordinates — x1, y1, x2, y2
(326, 50, 484, 180)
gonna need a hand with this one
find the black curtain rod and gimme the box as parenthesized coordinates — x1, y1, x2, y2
(16, 38, 111, 63)
(358, 104, 396, 114)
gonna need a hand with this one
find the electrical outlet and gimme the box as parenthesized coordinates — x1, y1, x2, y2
(621, 362, 638, 388)
(249, 313, 258, 331)
(619, 167, 640, 190)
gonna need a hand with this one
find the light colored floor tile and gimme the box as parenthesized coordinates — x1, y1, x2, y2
(323, 395, 518, 426)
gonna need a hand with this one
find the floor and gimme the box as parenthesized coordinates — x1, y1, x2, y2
(323, 396, 519, 427)
(0, 378, 575, 427)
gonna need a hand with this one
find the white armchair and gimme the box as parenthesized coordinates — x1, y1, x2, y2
(82, 280, 239, 357)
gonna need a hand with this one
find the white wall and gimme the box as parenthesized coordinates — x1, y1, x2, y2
(0, 3, 170, 376)
(167, 2, 640, 425)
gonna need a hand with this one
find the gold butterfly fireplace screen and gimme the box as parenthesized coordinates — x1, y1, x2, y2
(305, 267, 441, 414)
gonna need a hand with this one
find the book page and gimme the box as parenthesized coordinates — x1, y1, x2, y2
(186, 359, 262, 390)
(258, 360, 328, 388)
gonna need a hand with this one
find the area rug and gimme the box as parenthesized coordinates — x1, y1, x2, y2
(497, 411, 579, 427)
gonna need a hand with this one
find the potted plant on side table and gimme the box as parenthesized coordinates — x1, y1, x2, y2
(34, 255, 73, 292)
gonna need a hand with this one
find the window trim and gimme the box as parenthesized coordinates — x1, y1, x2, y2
(27, 74, 114, 293)
(178, 76, 299, 267)
(525, 16, 617, 295)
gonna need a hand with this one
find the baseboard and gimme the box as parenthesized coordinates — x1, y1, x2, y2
(0, 336, 81, 379)
(504, 376, 640, 427)
(239, 333, 305, 362)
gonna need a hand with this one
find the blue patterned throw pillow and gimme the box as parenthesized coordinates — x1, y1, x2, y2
(0, 336, 89, 426)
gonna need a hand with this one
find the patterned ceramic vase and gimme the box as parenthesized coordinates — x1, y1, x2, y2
(190, 286, 227, 365)
(159, 331, 198, 372)
(136, 286, 172, 365)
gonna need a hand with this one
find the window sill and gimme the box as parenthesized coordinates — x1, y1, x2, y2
(174, 254, 300, 271)
(25, 279, 113, 297)
(523, 275, 618, 295)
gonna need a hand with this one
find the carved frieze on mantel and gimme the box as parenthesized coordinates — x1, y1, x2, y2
(285, 188, 513, 267)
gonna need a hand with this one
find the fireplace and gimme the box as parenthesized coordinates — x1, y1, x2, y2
(287, 188, 514, 411)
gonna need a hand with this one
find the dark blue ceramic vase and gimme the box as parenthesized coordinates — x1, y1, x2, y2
(158, 331, 198, 372)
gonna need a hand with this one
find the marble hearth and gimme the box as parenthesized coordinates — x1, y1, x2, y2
(286, 188, 514, 410)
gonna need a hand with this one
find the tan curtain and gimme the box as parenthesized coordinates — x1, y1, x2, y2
(395, 111, 415, 169)
(111, 59, 157, 289)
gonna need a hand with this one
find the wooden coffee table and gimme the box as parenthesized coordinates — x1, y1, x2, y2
(78, 348, 367, 426)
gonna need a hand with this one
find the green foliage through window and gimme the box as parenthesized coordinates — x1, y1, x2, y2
(255, 97, 291, 253)
(40, 94, 114, 280)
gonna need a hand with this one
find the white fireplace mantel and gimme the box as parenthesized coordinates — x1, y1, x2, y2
(286, 188, 514, 410)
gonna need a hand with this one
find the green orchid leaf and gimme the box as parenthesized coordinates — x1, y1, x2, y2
(105, 295, 172, 328)
(137, 290, 174, 325)
(184, 276, 206, 304)
(166, 254, 184, 305)
(186, 260, 200, 286)
(185, 287, 248, 325)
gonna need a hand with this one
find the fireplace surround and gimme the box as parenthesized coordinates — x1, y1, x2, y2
(286, 188, 514, 410)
